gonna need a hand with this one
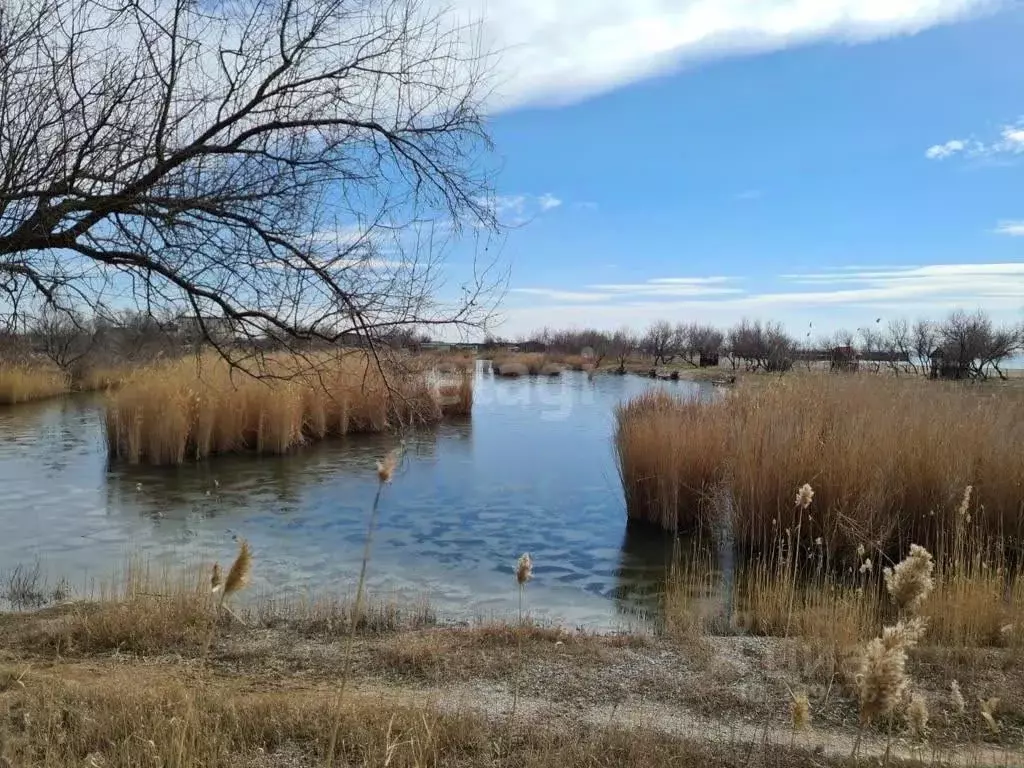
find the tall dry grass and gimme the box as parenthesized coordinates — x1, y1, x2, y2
(615, 375, 1024, 551)
(105, 353, 473, 464)
(666, 487, 1023, 660)
(0, 362, 70, 404)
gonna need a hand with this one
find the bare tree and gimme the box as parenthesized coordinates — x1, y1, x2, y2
(0, 0, 502, 369)
(936, 310, 1022, 380)
(609, 328, 637, 374)
(31, 308, 93, 376)
(642, 320, 677, 365)
(671, 322, 718, 367)
(725, 319, 793, 372)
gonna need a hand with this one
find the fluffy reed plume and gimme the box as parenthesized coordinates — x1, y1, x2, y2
(907, 693, 929, 740)
(860, 558, 873, 574)
(856, 618, 925, 724)
(957, 485, 973, 518)
(795, 483, 814, 510)
(515, 553, 533, 623)
(223, 540, 252, 597)
(516, 553, 533, 586)
(376, 447, 401, 484)
(884, 544, 935, 615)
(950, 680, 965, 715)
(979, 697, 1000, 734)
(210, 563, 222, 594)
(790, 690, 811, 731)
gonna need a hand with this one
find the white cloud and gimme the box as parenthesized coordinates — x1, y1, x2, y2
(925, 121, 1024, 161)
(735, 189, 763, 200)
(924, 139, 966, 160)
(492, 195, 528, 215)
(444, 0, 1000, 110)
(994, 220, 1024, 236)
(480, 193, 564, 223)
(1000, 126, 1024, 146)
(537, 193, 563, 211)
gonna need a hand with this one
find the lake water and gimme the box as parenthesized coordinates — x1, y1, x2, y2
(0, 366, 711, 628)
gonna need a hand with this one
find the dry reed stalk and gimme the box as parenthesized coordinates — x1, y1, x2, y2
(907, 693, 929, 740)
(950, 680, 965, 715)
(326, 448, 400, 767)
(979, 696, 1000, 734)
(790, 689, 811, 731)
(614, 375, 1024, 551)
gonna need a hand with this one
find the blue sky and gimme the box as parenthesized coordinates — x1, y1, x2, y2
(449, 0, 1024, 338)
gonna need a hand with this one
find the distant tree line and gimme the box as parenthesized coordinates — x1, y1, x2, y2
(485, 309, 1024, 381)
(0, 309, 432, 383)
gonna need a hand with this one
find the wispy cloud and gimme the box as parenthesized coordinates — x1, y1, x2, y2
(735, 189, 763, 201)
(504, 264, 1024, 334)
(480, 193, 565, 224)
(924, 139, 966, 160)
(538, 193, 563, 211)
(511, 288, 611, 302)
(994, 220, 1024, 236)
(588, 276, 743, 297)
(925, 121, 1024, 161)
(445, 0, 1000, 110)
(751, 264, 1024, 305)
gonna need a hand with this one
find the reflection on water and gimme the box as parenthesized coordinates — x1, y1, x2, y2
(0, 368, 712, 628)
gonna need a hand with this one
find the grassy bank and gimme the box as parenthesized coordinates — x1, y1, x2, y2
(105, 353, 473, 464)
(615, 375, 1024, 551)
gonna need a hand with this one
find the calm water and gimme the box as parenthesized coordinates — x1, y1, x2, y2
(0, 367, 711, 627)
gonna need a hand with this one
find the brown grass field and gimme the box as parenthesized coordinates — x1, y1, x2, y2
(615, 374, 1024, 552)
(104, 353, 473, 464)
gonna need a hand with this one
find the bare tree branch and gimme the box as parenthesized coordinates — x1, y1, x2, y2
(0, 0, 504, 370)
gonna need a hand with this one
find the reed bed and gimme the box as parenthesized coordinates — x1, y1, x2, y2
(105, 353, 473, 464)
(615, 375, 1024, 552)
(489, 352, 591, 376)
(0, 362, 70, 404)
